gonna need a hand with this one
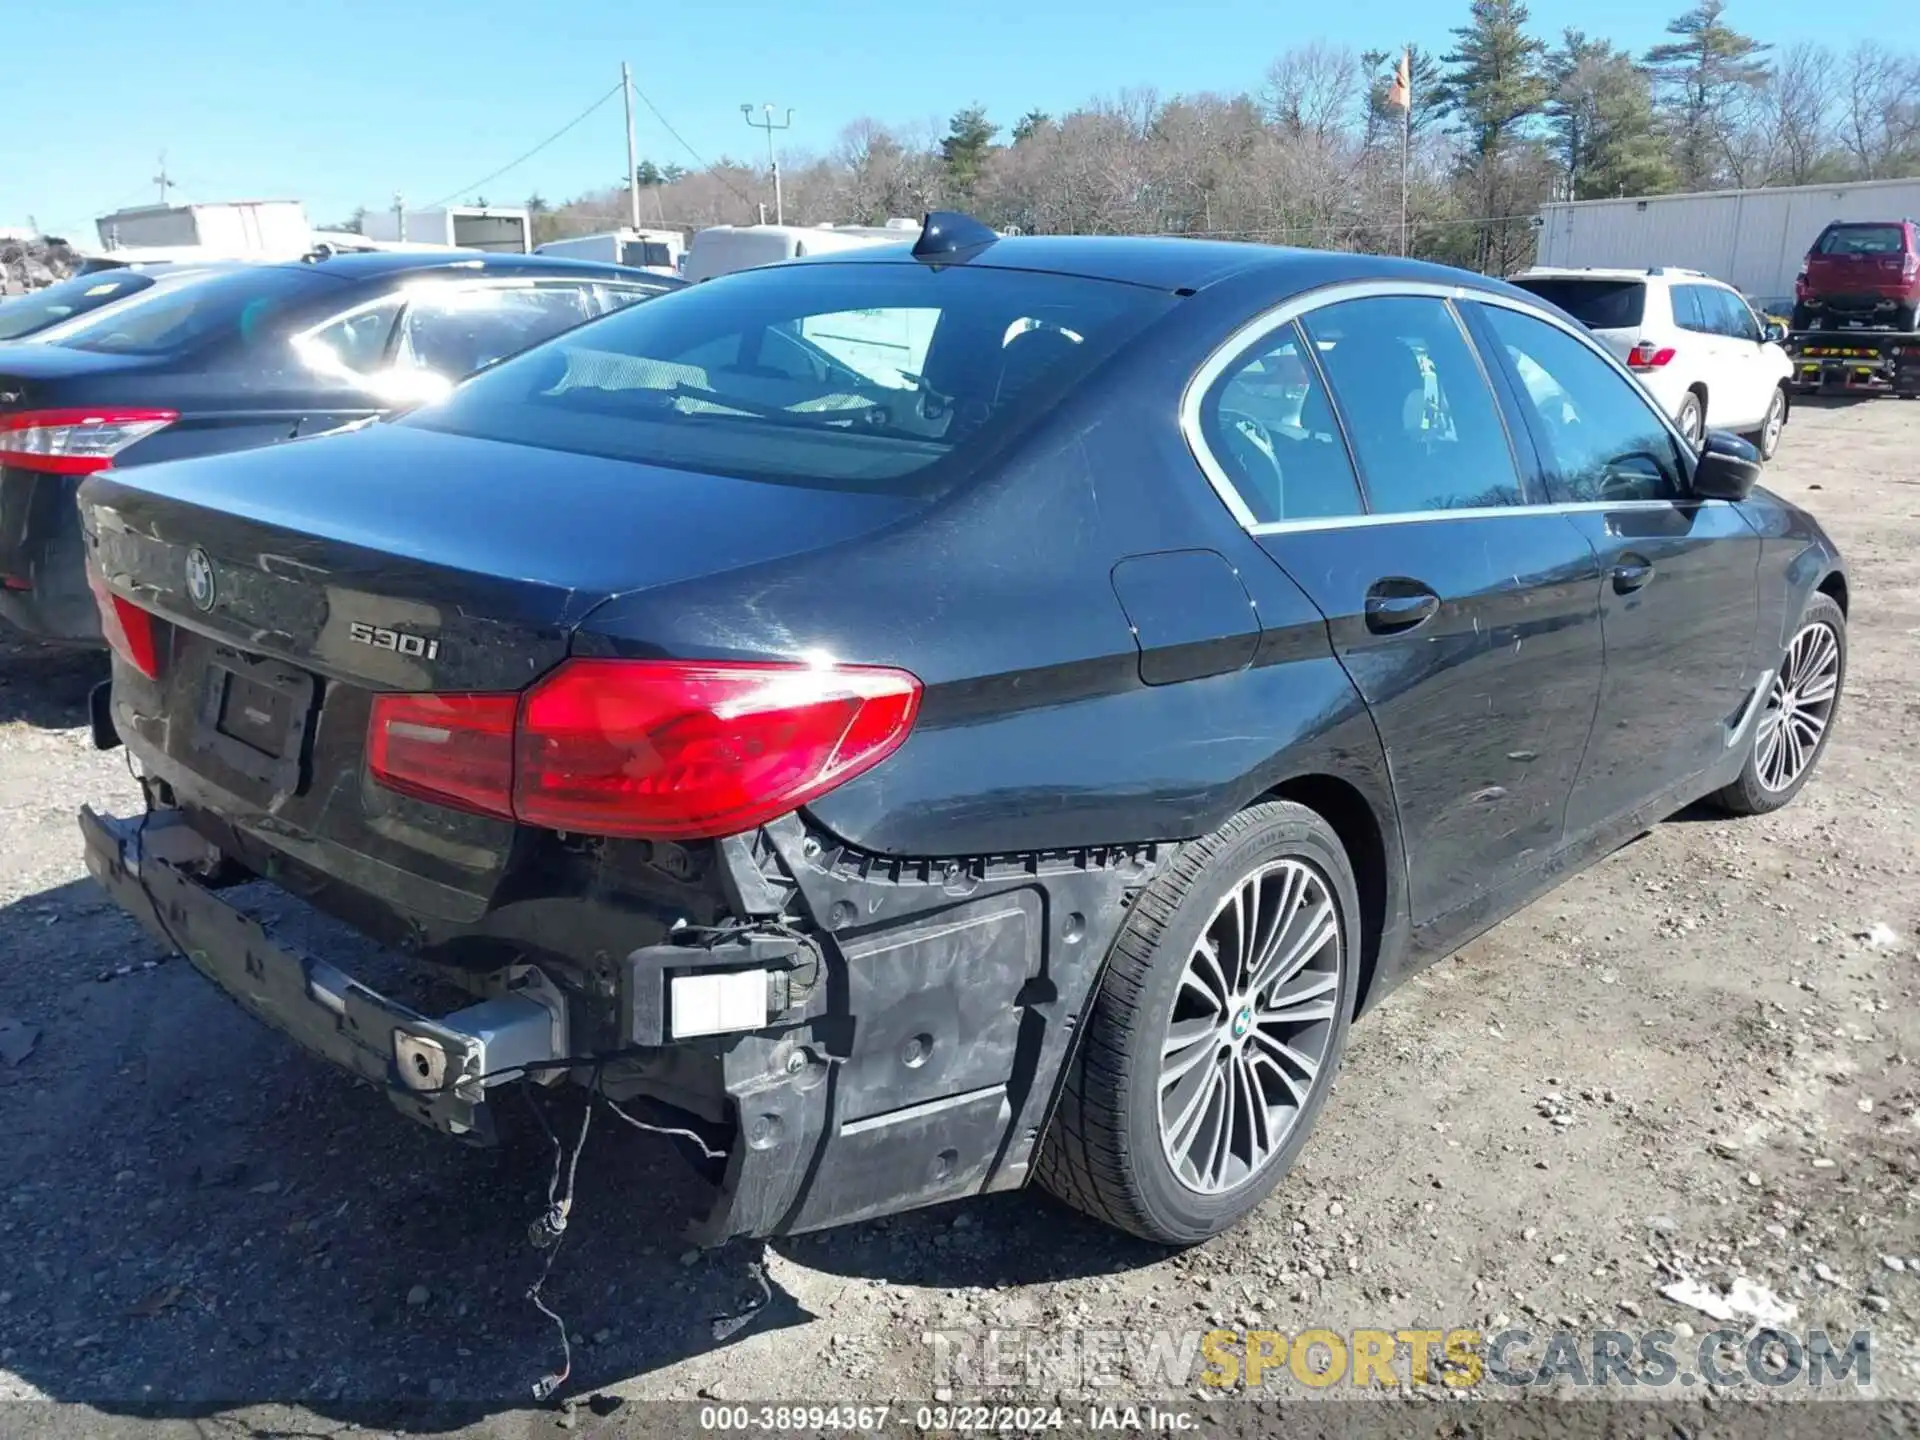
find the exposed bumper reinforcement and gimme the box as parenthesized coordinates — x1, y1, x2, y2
(79, 805, 565, 1141)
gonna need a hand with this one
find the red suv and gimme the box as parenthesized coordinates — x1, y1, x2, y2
(1794, 219, 1920, 331)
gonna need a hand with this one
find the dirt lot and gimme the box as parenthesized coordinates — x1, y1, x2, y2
(2, 399, 1918, 1436)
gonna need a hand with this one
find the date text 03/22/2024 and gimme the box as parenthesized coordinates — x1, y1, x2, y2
(696, 1404, 1197, 1432)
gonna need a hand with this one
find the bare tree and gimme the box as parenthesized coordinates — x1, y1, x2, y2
(1263, 42, 1362, 143)
(1840, 41, 1920, 177)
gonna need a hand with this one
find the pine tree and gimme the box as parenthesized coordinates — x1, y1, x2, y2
(940, 104, 999, 198)
(1439, 0, 1551, 269)
(1548, 32, 1673, 198)
(1643, 0, 1770, 189)
(1012, 109, 1051, 144)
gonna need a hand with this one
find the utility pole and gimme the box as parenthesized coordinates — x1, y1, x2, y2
(392, 191, 406, 243)
(154, 152, 174, 207)
(621, 62, 641, 231)
(740, 103, 793, 225)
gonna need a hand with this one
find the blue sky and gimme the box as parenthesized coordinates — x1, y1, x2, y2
(9, 0, 1908, 237)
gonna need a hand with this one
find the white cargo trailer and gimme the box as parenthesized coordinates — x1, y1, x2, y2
(1534, 177, 1920, 309)
(93, 201, 313, 258)
(362, 206, 532, 253)
(535, 228, 684, 274)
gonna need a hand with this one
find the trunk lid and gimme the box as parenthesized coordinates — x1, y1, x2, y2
(80, 420, 922, 917)
(83, 419, 921, 690)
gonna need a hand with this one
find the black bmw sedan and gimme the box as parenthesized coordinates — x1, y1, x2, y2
(0, 251, 682, 644)
(75, 215, 1846, 1247)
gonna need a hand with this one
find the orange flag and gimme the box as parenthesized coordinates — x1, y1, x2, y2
(1387, 50, 1412, 110)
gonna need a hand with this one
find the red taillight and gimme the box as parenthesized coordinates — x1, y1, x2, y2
(1794, 270, 1810, 302)
(1903, 252, 1919, 281)
(88, 570, 161, 680)
(1627, 342, 1675, 371)
(0, 408, 177, 475)
(367, 692, 518, 820)
(365, 658, 923, 841)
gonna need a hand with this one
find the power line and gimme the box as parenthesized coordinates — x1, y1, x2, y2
(628, 83, 758, 210)
(425, 83, 626, 209)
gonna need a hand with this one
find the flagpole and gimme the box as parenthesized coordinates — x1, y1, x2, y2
(1400, 50, 1411, 257)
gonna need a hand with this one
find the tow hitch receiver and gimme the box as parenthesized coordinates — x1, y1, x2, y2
(78, 805, 571, 1141)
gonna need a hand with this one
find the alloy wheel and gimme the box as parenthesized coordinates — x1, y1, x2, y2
(1762, 392, 1785, 455)
(1755, 620, 1841, 792)
(1158, 858, 1343, 1196)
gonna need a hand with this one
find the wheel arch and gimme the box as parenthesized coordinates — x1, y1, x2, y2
(1256, 772, 1393, 1018)
(1816, 568, 1848, 616)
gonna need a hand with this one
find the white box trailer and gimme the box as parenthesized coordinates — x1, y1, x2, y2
(682, 221, 917, 284)
(1535, 177, 1920, 310)
(535, 228, 684, 274)
(93, 201, 313, 259)
(362, 206, 532, 253)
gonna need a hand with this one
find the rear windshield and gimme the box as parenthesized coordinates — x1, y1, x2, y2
(1509, 278, 1646, 330)
(404, 262, 1176, 494)
(0, 271, 157, 341)
(1815, 224, 1907, 256)
(54, 266, 340, 357)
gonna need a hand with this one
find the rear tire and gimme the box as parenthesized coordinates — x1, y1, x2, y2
(1708, 593, 1845, 817)
(1790, 303, 1814, 332)
(1895, 302, 1919, 333)
(1037, 801, 1360, 1245)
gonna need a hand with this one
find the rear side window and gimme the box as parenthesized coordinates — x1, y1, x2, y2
(1815, 224, 1908, 256)
(1198, 321, 1364, 524)
(405, 264, 1175, 494)
(396, 284, 595, 378)
(1670, 285, 1710, 334)
(0, 271, 156, 340)
(1304, 296, 1523, 515)
(1509, 278, 1646, 331)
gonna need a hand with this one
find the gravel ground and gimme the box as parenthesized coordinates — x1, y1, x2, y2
(2, 398, 1918, 1436)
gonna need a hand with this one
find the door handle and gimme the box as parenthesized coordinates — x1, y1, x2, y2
(1612, 555, 1655, 594)
(1364, 578, 1441, 635)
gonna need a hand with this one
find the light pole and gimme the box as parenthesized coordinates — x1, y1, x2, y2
(740, 103, 793, 225)
(622, 63, 641, 230)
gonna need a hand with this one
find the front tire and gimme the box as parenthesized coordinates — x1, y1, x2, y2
(1676, 390, 1706, 446)
(1709, 593, 1846, 816)
(1037, 801, 1360, 1245)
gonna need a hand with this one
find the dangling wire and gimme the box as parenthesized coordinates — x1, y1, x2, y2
(525, 1064, 601, 1402)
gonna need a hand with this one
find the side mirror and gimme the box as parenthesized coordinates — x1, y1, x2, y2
(1692, 431, 1763, 499)
(1763, 321, 1788, 344)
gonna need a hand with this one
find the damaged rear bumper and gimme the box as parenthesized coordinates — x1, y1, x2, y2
(79, 805, 566, 1142)
(81, 803, 1161, 1240)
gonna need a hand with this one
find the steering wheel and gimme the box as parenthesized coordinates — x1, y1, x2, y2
(1219, 409, 1285, 521)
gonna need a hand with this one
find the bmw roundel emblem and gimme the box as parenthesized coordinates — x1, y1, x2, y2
(184, 547, 216, 612)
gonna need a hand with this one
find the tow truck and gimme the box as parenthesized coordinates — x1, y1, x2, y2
(1786, 324, 1920, 397)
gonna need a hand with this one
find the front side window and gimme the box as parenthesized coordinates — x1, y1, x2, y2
(1197, 321, 1364, 524)
(1303, 296, 1523, 514)
(297, 298, 402, 376)
(1709, 287, 1761, 342)
(405, 263, 1174, 494)
(1479, 304, 1686, 504)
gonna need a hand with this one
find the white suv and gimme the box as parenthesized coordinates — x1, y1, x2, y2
(1508, 267, 1794, 459)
